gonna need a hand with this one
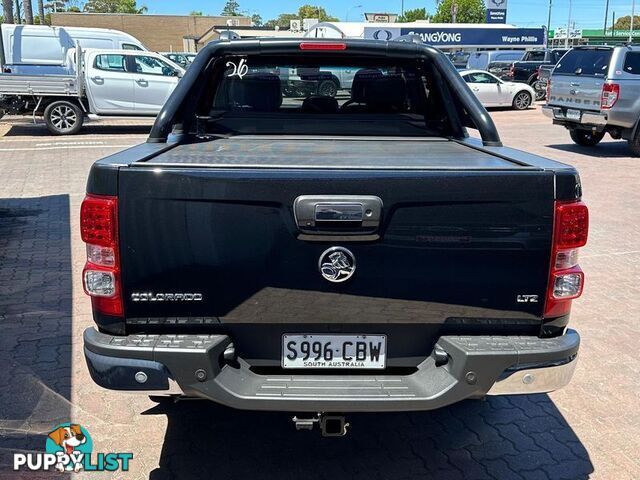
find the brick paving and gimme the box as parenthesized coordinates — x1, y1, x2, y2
(0, 109, 638, 479)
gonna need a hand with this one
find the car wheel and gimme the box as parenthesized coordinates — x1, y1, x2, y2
(569, 129, 605, 147)
(44, 100, 84, 135)
(317, 79, 339, 97)
(532, 81, 546, 101)
(512, 91, 532, 110)
(627, 130, 640, 156)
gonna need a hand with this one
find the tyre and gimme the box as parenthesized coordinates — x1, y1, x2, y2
(317, 79, 339, 97)
(532, 80, 546, 101)
(512, 91, 532, 110)
(44, 100, 84, 135)
(627, 131, 640, 156)
(569, 129, 605, 147)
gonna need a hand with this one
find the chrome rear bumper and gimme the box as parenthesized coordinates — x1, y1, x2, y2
(488, 356, 578, 395)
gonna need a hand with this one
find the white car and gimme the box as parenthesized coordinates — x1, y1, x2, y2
(460, 69, 535, 110)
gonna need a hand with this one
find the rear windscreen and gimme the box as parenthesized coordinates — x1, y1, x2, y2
(199, 57, 454, 137)
(554, 49, 612, 76)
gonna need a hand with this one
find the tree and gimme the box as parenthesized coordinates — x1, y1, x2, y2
(37, 0, 44, 22)
(221, 0, 240, 16)
(297, 4, 338, 22)
(83, 0, 147, 14)
(2, 0, 14, 23)
(266, 5, 338, 29)
(189, 10, 203, 15)
(265, 12, 297, 29)
(611, 15, 640, 31)
(432, 0, 485, 23)
(14, 0, 22, 22)
(251, 12, 262, 26)
(24, 0, 33, 23)
(398, 7, 429, 23)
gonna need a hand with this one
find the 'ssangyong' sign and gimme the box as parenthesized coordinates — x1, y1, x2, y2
(364, 27, 545, 47)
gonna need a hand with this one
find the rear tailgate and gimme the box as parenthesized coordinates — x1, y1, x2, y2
(117, 138, 554, 365)
(548, 48, 612, 111)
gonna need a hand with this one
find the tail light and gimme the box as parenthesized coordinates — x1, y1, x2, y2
(546, 78, 551, 101)
(81, 194, 123, 316)
(544, 200, 588, 318)
(508, 64, 515, 78)
(601, 83, 619, 110)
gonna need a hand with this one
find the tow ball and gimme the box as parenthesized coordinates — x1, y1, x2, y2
(292, 413, 349, 437)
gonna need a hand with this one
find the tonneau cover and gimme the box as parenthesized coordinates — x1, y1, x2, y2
(139, 136, 532, 170)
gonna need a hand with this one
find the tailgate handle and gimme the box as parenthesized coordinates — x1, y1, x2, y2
(294, 195, 383, 237)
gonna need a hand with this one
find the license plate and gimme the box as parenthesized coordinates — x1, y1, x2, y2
(566, 109, 581, 121)
(282, 334, 386, 369)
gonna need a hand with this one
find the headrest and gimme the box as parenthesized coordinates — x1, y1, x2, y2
(301, 95, 339, 113)
(363, 75, 406, 110)
(350, 69, 383, 103)
(232, 73, 282, 111)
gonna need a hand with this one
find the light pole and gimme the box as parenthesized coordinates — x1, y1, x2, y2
(546, 0, 552, 34)
(565, 0, 572, 48)
(346, 4, 362, 21)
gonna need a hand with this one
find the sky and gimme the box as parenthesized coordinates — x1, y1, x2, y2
(141, 0, 639, 31)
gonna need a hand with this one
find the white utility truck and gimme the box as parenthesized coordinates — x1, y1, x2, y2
(0, 47, 184, 134)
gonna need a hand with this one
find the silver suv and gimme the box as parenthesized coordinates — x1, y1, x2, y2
(543, 45, 640, 155)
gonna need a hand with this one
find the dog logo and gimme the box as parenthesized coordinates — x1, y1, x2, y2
(14, 422, 133, 472)
(319, 247, 356, 283)
(46, 423, 91, 472)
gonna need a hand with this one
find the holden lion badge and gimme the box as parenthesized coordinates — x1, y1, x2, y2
(319, 247, 356, 283)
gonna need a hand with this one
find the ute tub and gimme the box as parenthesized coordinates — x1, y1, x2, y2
(136, 136, 537, 170)
(84, 327, 579, 412)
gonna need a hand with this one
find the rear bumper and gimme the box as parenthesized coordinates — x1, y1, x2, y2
(83, 327, 579, 412)
(542, 105, 608, 126)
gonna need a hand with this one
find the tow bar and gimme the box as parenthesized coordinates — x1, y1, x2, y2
(292, 413, 349, 437)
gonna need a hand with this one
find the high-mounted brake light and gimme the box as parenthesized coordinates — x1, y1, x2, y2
(81, 194, 123, 317)
(299, 42, 347, 51)
(544, 200, 588, 318)
(601, 83, 619, 110)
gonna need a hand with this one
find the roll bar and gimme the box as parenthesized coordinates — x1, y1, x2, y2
(147, 38, 502, 147)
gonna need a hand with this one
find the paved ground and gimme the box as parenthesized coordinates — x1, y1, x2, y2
(0, 107, 638, 479)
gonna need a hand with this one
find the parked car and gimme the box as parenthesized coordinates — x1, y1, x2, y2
(543, 45, 640, 154)
(446, 50, 471, 69)
(0, 23, 146, 75)
(466, 50, 524, 71)
(81, 38, 586, 437)
(279, 66, 358, 97)
(504, 49, 568, 100)
(460, 69, 535, 109)
(0, 48, 184, 134)
(161, 52, 197, 69)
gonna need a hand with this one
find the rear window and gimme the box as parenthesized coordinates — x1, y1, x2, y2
(494, 52, 524, 62)
(201, 57, 454, 138)
(554, 49, 612, 76)
(94, 54, 126, 72)
(623, 52, 640, 74)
